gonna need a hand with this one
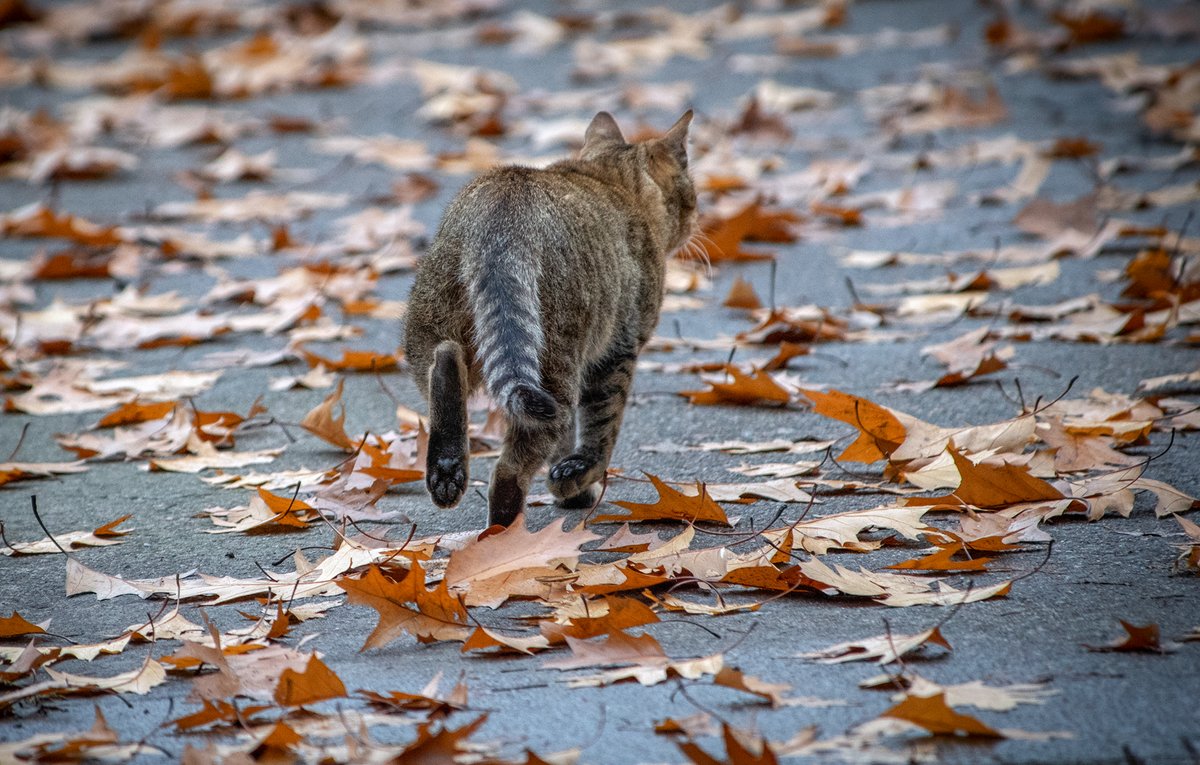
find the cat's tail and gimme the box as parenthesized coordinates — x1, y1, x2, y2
(466, 241, 559, 425)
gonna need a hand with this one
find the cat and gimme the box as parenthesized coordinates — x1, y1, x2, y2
(404, 110, 696, 527)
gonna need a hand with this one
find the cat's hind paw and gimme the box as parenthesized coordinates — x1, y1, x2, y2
(427, 455, 467, 508)
(548, 453, 602, 500)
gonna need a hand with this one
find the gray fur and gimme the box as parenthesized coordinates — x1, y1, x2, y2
(405, 110, 696, 527)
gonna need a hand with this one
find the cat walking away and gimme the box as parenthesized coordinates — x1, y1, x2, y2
(405, 110, 696, 527)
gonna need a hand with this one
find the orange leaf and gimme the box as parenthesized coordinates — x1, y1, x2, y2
(337, 563, 470, 649)
(300, 378, 355, 450)
(273, 654, 348, 707)
(0, 612, 46, 638)
(678, 723, 780, 765)
(1086, 620, 1175, 653)
(390, 715, 488, 762)
(542, 595, 660, 643)
(33, 250, 113, 280)
(172, 698, 271, 731)
(255, 487, 317, 528)
(680, 366, 791, 407)
(905, 445, 1065, 509)
(2, 204, 123, 247)
(882, 692, 1002, 738)
(799, 389, 906, 463)
(810, 202, 862, 227)
(699, 202, 782, 262)
(595, 474, 731, 525)
(96, 401, 177, 428)
(303, 349, 398, 372)
(886, 544, 995, 572)
(722, 276, 762, 310)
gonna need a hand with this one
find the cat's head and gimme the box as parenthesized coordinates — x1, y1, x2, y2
(580, 110, 697, 256)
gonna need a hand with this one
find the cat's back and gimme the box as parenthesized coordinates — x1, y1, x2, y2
(442, 163, 628, 247)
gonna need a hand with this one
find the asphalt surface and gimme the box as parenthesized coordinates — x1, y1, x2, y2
(2, 1, 1199, 763)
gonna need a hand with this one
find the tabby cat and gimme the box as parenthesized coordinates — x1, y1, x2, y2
(404, 110, 695, 527)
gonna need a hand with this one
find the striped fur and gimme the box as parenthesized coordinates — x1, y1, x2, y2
(463, 223, 557, 423)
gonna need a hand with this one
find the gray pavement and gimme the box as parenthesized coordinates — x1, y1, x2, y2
(2, 0, 1199, 763)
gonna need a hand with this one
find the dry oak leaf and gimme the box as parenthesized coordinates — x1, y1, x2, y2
(3, 514, 132, 556)
(444, 514, 599, 592)
(594, 473, 731, 525)
(801, 627, 951, 665)
(301, 348, 399, 372)
(770, 505, 932, 555)
(171, 698, 271, 732)
(567, 653, 725, 689)
(337, 562, 471, 650)
(0, 707, 163, 763)
(680, 365, 791, 407)
(0, 460, 89, 488)
(359, 671, 468, 713)
(1, 203, 123, 247)
(541, 595, 662, 645)
(543, 631, 668, 670)
(699, 201, 799, 262)
(301, 377, 355, 450)
(723, 275, 763, 310)
(0, 612, 47, 638)
(678, 723, 780, 765)
(0, 657, 167, 709)
(799, 388, 906, 463)
(273, 654, 348, 707)
(713, 666, 793, 708)
(390, 715, 488, 763)
(1085, 620, 1178, 654)
(881, 692, 1002, 738)
(906, 444, 1064, 509)
(886, 541, 997, 572)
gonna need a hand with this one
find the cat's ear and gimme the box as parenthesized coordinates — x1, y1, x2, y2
(659, 109, 693, 165)
(582, 112, 626, 157)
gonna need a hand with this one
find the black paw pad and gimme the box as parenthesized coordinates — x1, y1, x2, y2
(427, 456, 467, 508)
(549, 455, 594, 482)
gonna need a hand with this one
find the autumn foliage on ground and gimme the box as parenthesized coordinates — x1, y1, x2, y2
(1, 0, 1199, 763)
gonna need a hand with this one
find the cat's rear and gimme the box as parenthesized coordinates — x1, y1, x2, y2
(405, 111, 695, 526)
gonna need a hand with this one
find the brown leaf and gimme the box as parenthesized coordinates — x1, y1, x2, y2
(595, 474, 731, 525)
(906, 445, 1065, 509)
(390, 715, 488, 763)
(886, 542, 996, 572)
(300, 377, 355, 450)
(882, 692, 1002, 737)
(337, 563, 471, 649)
(713, 666, 792, 708)
(0, 611, 47, 638)
(1085, 620, 1177, 654)
(543, 631, 667, 670)
(542, 595, 661, 643)
(301, 348, 399, 372)
(802, 626, 952, 665)
(723, 275, 763, 310)
(273, 654, 348, 707)
(799, 388, 906, 463)
(680, 366, 791, 407)
(444, 515, 599, 591)
(678, 723, 780, 765)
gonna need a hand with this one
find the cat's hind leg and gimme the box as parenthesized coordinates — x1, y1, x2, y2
(489, 413, 572, 527)
(425, 340, 470, 508)
(548, 336, 636, 506)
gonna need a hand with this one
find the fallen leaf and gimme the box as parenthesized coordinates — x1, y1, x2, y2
(594, 474, 731, 525)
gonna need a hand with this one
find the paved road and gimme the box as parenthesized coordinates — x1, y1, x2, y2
(1, 0, 1198, 762)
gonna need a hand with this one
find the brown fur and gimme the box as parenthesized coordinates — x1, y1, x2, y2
(405, 111, 696, 526)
